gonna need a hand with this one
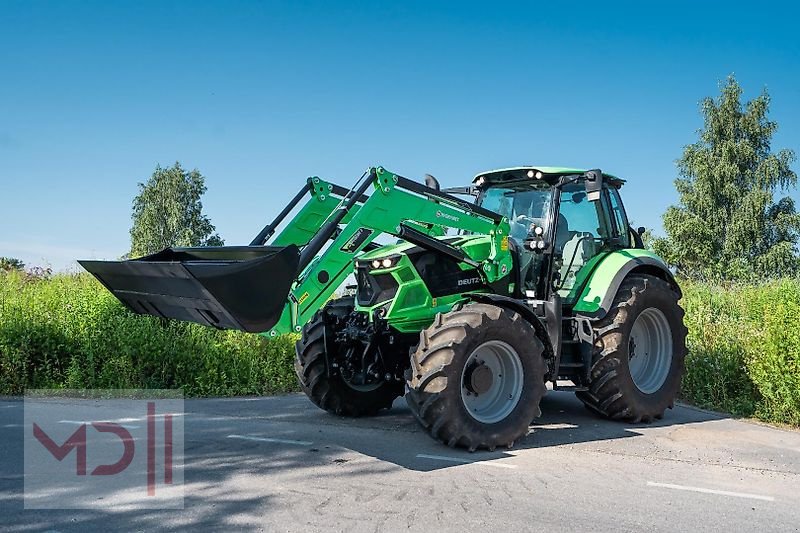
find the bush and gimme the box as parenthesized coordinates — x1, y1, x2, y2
(2, 271, 799, 427)
(0, 271, 298, 396)
(681, 279, 800, 426)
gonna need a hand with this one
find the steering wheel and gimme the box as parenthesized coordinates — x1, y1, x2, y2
(509, 214, 537, 242)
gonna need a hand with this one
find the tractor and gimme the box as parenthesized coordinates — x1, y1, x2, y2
(81, 166, 687, 451)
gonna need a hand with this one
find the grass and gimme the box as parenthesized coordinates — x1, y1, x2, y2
(680, 279, 800, 426)
(1, 270, 798, 427)
(0, 270, 298, 397)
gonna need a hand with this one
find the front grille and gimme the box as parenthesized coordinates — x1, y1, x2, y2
(356, 267, 399, 306)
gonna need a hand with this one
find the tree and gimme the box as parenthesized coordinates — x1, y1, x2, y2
(0, 257, 25, 272)
(129, 162, 224, 257)
(654, 76, 799, 280)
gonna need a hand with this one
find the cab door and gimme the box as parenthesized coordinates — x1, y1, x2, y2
(553, 183, 615, 302)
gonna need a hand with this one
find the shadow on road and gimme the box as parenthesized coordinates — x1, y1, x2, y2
(316, 389, 725, 469)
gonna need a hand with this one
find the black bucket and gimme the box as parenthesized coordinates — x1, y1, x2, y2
(79, 245, 299, 333)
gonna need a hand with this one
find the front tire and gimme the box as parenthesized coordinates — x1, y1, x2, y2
(576, 274, 687, 423)
(406, 303, 547, 451)
(295, 301, 404, 417)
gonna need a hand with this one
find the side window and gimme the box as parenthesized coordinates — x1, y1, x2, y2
(607, 187, 631, 248)
(554, 185, 611, 296)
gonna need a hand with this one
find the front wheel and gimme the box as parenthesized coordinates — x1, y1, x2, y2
(295, 301, 404, 417)
(576, 274, 687, 423)
(406, 303, 547, 451)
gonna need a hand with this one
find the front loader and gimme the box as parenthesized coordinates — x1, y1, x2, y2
(81, 165, 687, 451)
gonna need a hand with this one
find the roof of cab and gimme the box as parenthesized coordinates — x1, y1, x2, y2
(473, 166, 624, 187)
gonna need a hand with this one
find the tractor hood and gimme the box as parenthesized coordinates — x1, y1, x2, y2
(357, 234, 491, 262)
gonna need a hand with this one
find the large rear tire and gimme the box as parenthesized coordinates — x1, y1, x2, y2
(406, 303, 547, 451)
(576, 274, 687, 423)
(295, 300, 404, 417)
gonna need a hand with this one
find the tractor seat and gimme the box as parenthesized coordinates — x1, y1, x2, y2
(559, 232, 595, 292)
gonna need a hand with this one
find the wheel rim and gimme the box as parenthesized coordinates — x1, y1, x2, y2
(342, 379, 382, 392)
(628, 307, 673, 394)
(460, 340, 524, 424)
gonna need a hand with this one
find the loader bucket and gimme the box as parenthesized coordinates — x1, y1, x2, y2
(79, 245, 299, 333)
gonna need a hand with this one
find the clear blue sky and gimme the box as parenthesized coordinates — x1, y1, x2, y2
(2, 1, 799, 270)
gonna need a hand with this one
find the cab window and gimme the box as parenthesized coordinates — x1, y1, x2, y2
(607, 187, 630, 248)
(554, 184, 612, 296)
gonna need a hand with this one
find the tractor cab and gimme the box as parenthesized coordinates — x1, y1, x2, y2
(473, 167, 632, 304)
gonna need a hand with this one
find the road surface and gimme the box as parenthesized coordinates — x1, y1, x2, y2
(2, 391, 799, 532)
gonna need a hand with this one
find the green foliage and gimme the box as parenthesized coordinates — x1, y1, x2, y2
(681, 280, 800, 425)
(2, 271, 799, 426)
(0, 257, 25, 272)
(655, 76, 799, 280)
(0, 271, 298, 396)
(129, 162, 224, 258)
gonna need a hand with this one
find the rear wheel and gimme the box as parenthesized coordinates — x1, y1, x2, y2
(295, 300, 403, 417)
(406, 303, 547, 451)
(576, 274, 687, 423)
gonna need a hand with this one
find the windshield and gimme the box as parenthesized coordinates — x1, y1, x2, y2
(478, 183, 553, 244)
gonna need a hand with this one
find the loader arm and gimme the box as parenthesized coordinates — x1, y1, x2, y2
(80, 166, 511, 335)
(252, 177, 367, 248)
(267, 167, 512, 336)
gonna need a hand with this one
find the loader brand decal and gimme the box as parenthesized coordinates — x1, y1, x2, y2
(501, 236, 509, 251)
(340, 227, 374, 253)
(435, 210, 460, 223)
(297, 291, 310, 305)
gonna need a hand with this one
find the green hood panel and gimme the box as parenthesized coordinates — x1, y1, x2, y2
(357, 234, 492, 261)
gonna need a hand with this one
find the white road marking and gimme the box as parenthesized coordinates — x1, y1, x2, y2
(533, 423, 579, 430)
(59, 420, 140, 430)
(113, 413, 184, 422)
(416, 453, 518, 469)
(646, 481, 775, 502)
(227, 434, 313, 446)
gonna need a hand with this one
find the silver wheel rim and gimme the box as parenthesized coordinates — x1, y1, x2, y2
(460, 340, 524, 424)
(628, 307, 673, 394)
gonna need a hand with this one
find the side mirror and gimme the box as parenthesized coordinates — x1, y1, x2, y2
(637, 226, 646, 236)
(584, 169, 603, 201)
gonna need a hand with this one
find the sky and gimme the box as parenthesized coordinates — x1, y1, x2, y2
(1, 0, 799, 270)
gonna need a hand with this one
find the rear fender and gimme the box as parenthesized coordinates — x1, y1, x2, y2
(571, 249, 679, 320)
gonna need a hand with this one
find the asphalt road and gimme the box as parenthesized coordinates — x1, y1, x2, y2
(2, 391, 799, 532)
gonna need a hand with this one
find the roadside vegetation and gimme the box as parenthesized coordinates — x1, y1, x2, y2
(1, 269, 799, 426)
(680, 280, 800, 426)
(0, 270, 297, 397)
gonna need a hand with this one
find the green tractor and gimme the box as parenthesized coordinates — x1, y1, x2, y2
(81, 166, 687, 451)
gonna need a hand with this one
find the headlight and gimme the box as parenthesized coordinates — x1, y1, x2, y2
(369, 257, 395, 269)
